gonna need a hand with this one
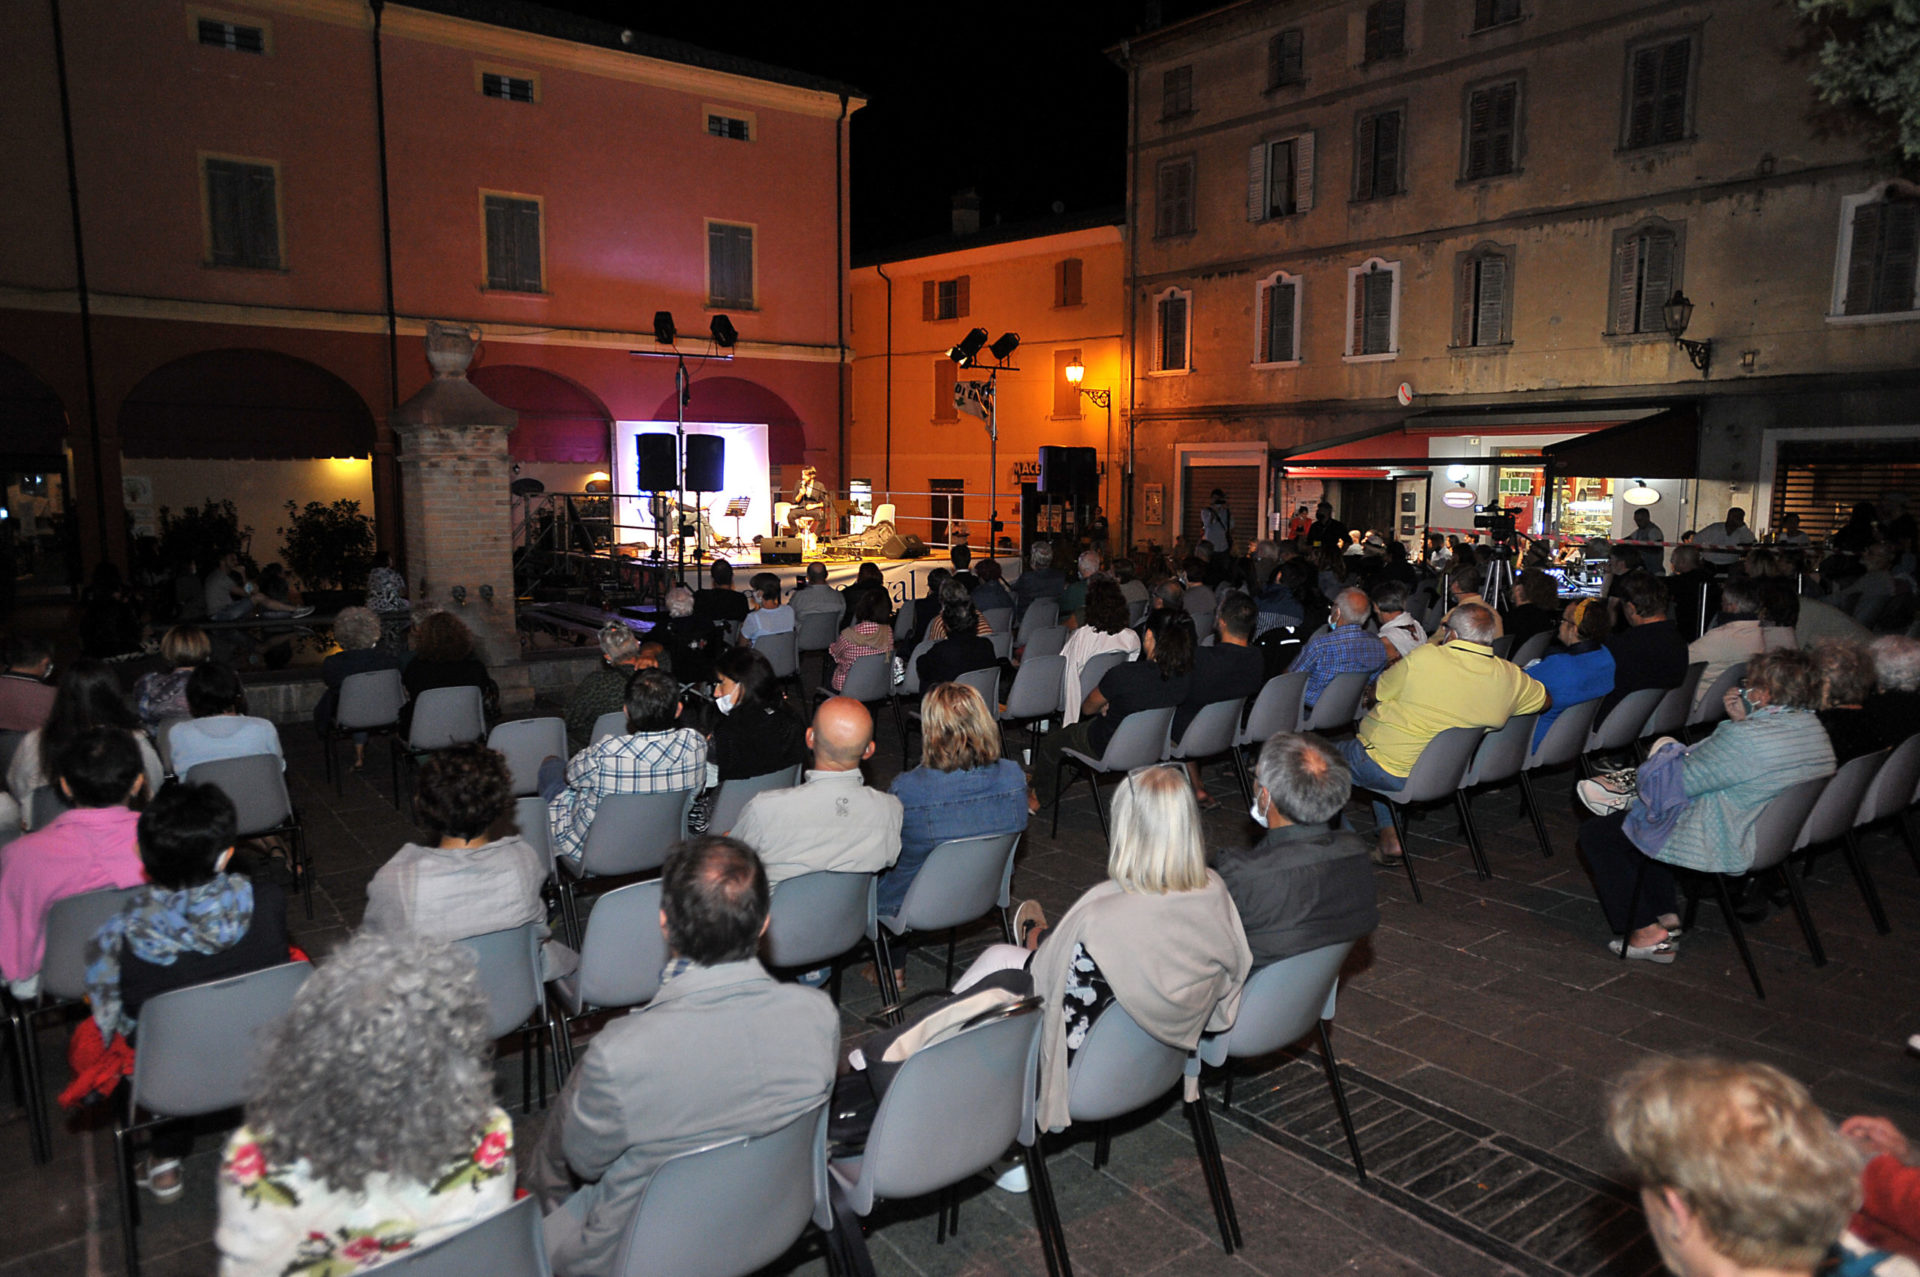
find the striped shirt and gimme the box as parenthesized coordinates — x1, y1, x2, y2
(548, 728, 707, 861)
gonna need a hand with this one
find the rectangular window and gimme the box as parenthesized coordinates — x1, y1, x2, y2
(1464, 80, 1519, 180)
(1455, 251, 1512, 347)
(1350, 265, 1396, 356)
(1364, 1, 1406, 62)
(1354, 108, 1403, 201)
(1156, 292, 1190, 372)
(1260, 278, 1298, 363)
(1054, 349, 1083, 418)
(1156, 157, 1196, 237)
(197, 18, 265, 53)
(1055, 258, 1083, 307)
(1268, 29, 1305, 88)
(1610, 224, 1682, 335)
(481, 72, 536, 103)
(707, 222, 754, 308)
(1623, 35, 1692, 149)
(1474, 0, 1522, 30)
(921, 275, 969, 321)
(933, 358, 958, 422)
(1843, 197, 1919, 316)
(707, 114, 751, 140)
(203, 158, 280, 269)
(1248, 133, 1315, 220)
(1162, 65, 1193, 120)
(483, 194, 542, 292)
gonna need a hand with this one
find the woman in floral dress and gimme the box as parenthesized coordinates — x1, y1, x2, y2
(215, 932, 513, 1275)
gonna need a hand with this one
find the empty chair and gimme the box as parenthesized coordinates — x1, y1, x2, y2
(893, 601, 917, 645)
(555, 789, 696, 945)
(185, 753, 312, 919)
(1685, 661, 1748, 740)
(324, 668, 405, 794)
(1458, 713, 1540, 866)
(1638, 663, 1708, 745)
(1510, 630, 1553, 668)
(704, 764, 801, 836)
(1049, 706, 1177, 842)
(753, 630, 800, 682)
(153, 716, 191, 779)
(875, 832, 1021, 1009)
(1231, 672, 1306, 805)
(114, 962, 312, 1277)
(763, 870, 882, 1003)
(1298, 670, 1369, 734)
(382, 1197, 551, 1277)
(980, 606, 1014, 635)
(1852, 732, 1920, 875)
(550, 880, 667, 1033)
(456, 923, 568, 1103)
(1023, 625, 1068, 659)
(895, 638, 936, 697)
(989, 629, 1014, 661)
(795, 609, 841, 684)
(999, 654, 1066, 759)
(1516, 698, 1602, 858)
(1793, 748, 1891, 935)
(1016, 598, 1061, 645)
(409, 685, 487, 752)
(487, 718, 569, 797)
(1166, 698, 1246, 787)
(1581, 687, 1666, 776)
(1351, 725, 1487, 902)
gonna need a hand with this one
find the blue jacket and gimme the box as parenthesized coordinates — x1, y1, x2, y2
(882, 759, 1029, 916)
(1525, 643, 1615, 746)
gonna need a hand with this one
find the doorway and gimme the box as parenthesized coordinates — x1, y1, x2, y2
(930, 479, 965, 548)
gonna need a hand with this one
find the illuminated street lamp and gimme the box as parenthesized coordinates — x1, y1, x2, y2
(1064, 357, 1123, 544)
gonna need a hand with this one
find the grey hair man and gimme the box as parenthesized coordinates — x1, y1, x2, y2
(1290, 587, 1389, 710)
(1011, 541, 1066, 623)
(1370, 579, 1426, 662)
(1215, 733, 1380, 970)
(1868, 635, 1920, 747)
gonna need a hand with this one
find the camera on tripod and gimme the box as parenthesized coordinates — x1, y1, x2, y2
(1473, 505, 1521, 540)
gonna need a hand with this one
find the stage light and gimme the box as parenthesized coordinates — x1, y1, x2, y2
(653, 311, 677, 345)
(1065, 358, 1085, 385)
(948, 327, 989, 366)
(988, 331, 1020, 362)
(710, 315, 738, 348)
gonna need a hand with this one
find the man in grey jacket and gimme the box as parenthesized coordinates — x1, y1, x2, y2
(529, 836, 839, 1277)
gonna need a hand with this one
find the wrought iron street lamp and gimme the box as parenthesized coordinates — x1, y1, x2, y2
(1661, 291, 1712, 378)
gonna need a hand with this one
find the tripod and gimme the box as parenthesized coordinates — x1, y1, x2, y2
(1481, 548, 1517, 612)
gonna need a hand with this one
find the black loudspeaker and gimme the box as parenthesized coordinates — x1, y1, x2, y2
(684, 435, 726, 492)
(760, 536, 803, 564)
(1038, 445, 1098, 496)
(637, 434, 678, 491)
(897, 534, 929, 558)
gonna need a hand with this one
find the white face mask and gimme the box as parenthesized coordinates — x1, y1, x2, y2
(1249, 794, 1269, 828)
(716, 692, 736, 715)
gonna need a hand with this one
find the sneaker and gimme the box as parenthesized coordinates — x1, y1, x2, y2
(139, 1157, 184, 1203)
(290, 605, 316, 619)
(1577, 775, 1636, 816)
(1907, 1034, 1920, 1055)
(1648, 736, 1683, 756)
(1013, 899, 1048, 948)
(986, 1155, 1030, 1194)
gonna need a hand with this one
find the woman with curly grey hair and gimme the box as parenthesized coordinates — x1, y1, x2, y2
(313, 605, 400, 769)
(214, 931, 514, 1275)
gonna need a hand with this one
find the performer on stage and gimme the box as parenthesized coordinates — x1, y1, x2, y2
(788, 466, 840, 537)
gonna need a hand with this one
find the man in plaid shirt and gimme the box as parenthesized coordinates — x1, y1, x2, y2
(542, 669, 707, 862)
(1292, 588, 1390, 709)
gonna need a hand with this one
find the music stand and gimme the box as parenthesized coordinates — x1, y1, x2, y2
(723, 497, 750, 551)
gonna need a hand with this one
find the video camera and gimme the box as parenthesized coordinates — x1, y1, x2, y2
(1473, 505, 1521, 540)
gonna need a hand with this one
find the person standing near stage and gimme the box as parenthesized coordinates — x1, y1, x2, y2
(1200, 489, 1235, 556)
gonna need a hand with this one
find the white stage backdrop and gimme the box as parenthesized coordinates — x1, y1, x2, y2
(611, 421, 773, 552)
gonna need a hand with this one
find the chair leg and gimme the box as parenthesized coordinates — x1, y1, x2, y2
(1089, 774, 1109, 844)
(115, 1117, 142, 1277)
(944, 930, 957, 989)
(1455, 791, 1490, 879)
(10, 1003, 49, 1166)
(1186, 1090, 1240, 1253)
(1050, 758, 1069, 838)
(1230, 746, 1253, 807)
(1093, 1122, 1110, 1170)
(1318, 1020, 1368, 1184)
(1843, 831, 1893, 935)
(1221, 1068, 1236, 1111)
(874, 930, 904, 1026)
(1713, 876, 1766, 1000)
(1517, 769, 1552, 858)
(1388, 804, 1421, 904)
(388, 736, 401, 810)
(1774, 865, 1828, 968)
(1000, 906, 1016, 946)
(296, 824, 314, 920)
(1026, 1137, 1069, 1277)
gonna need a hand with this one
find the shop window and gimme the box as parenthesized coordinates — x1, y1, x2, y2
(1770, 439, 1920, 541)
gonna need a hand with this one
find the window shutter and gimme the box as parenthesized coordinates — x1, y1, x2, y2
(1490, 82, 1517, 175)
(1296, 131, 1315, 212)
(1466, 89, 1492, 180)
(1626, 46, 1660, 149)
(515, 201, 542, 291)
(484, 197, 510, 289)
(1475, 254, 1508, 344)
(1638, 231, 1675, 336)
(1270, 29, 1303, 86)
(1356, 116, 1378, 201)
(1350, 274, 1368, 354)
(1247, 143, 1267, 222)
(1258, 283, 1274, 361)
(1656, 39, 1690, 144)
(1363, 270, 1394, 354)
(1878, 200, 1919, 313)
(955, 274, 970, 317)
(922, 281, 937, 321)
(206, 162, 240, 265)
(1270, 280, 1296, 361)
(934, 358, 957, 421)
(1064, 257, 1082, 306)
(1455, 256, 1477, 347)
(1611, 235, 1640, 334)
(1474, 0, 1493, 26)
(1374, 111, 1401, 197)
(241, 166, 276, 267)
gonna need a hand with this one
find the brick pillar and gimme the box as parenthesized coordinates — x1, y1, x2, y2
(391, 323, 531, 712)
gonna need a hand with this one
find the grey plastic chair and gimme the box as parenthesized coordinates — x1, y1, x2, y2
(1188, 609, 1215, 643)
(1126, 598, 1150, 627)
(556, 788, 695, 944)
(1000, 654, 1066, 758)
(552, 880, 666, 1028)
(1510, 630, 1552, 668)
(326, 668, 405, 795)
(1076, 649, 1129, 706)
(1231, 672, 1307, 804)
(896, 638, 936, 697)
(754, 629, 801, 682)
(487, 717, 568, 797)
(1354, 725, 1487, 902)
(981, 606, 1014, 635)
(1299, 670, 1369, 734)
(1853, 733, 1920, 875)
(154, 716, 191, 778)
(795, 609, 842, 683)
(1458, 712, 1540, 869)
(1016, 598, 1061, 645)
(875, 832, 1021, 1013)
(1023, 625, 1068, 659)
(763, 870, 880, 1003)
(1490, 635, 1516, 659)
(409, 685, 488, 751)
(705, 764, 801, 836)
(28, 785, 70, 829)
(990, 630, 1014, 661)
(185, 753, 311, 918)
(818, 651, 907, 756)
(610, 1102, 830, 1277)
(589, 710, 627, 746)
(1793, 748, 1891, 935)
(1517, 697, 1602, 858)
(1685, 661, 1749, 739)
(1052, 707, 1178, 842)
(1638, 663, 1707, 744)
(456, 923, 568, 1104)
(1581, 687, 1666, 776)
(893, 601, 917, 644)
(114, 962, 312, 1277)
(1166, 699, 1246, 802)
(382, 1196, 551, 1276)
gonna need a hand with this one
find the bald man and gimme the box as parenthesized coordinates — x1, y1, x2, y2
(728, 697, 903, 888)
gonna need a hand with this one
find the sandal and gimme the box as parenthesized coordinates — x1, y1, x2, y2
(139, 1157, 184, 1203)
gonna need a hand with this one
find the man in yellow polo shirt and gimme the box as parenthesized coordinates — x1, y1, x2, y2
(1338, 604, 1548, 865)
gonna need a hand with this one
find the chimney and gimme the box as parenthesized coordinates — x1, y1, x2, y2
(952, 188, 981, 238)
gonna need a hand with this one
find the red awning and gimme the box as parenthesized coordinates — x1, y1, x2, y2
(1281, 418, 1621, 474)
(0, 353, 66, 455)
(119, 349, 375, 459)
(650, 376, 807, 466)
(469, 365, 612, 464)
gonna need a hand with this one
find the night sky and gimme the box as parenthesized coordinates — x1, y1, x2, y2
(540, 0, 1197, 253)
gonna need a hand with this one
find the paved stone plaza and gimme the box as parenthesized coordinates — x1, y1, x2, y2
(6, 671, 1919, 1277)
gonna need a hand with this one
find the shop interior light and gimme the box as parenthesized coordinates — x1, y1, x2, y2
(1623, 479, 1661, 506)
(1446, 465, 1472, 484)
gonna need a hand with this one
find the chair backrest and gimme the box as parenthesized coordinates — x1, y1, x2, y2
(1490, 635, 1516, 660)
(1510, 631, 1553, 668)
(382, 1197, 551, 1277)
(989, 630, 1013, 661)
(409, 685, 487, 751)
(1393, 725, 1485, 803)
(1168, 698, 1245, 762)
(953, 665, 1000, 709)
(1023, 625, 1067, 659)
(1201, 941, 1353, 1065)
(573, 880, 667, 1012)
(487, 718, 569, 797)
(1002, 654, 1065, 721)
(0, 729, 22, 779)
(1302, 670, 1369, 733)
(794, 609, 840, 654)
(1017, 598, 1061, 643)
(1187, 610, 1215, 643)
(590, 710, 628, 746)
(1127, 598, 1149, 627)
(1462, 713, 1537, 788)
(893, 602, 916, 642)
(706, 765, 801, 836)
(849, 1003, 1042, 1212)
(1095, 706, 1179, 773)
(455, 923, 544, 1040)
(1524, 697, 1602, 770)
(155, 716, 191, 776)
(132, 962, 311, 1118)
(1077, 650, 1129, 705)
(1585, 687, 1666, 753)
(184, 753, 293, 837)
(41, 886, 144, 1001)
(1239, 671, 1306, 748)
(1066, 1002, 1188, 1124)
(1747, 776, 1832, 873)
(578, 789, 696, 878)
(838, 651, 892, 704)
(896, 639, 934, 696)
(1796, 749, 1887, 850)
(29, 785, 71, 829)
(763, 871, 876, 970)
(1687, 661, 1748, 729)
(1638, 669, 1701, 742)
(753, 630, 800, 679)
(337, 669, 406, 732)
(611, 1103, 827, 1277)
(887, 832, 1021, 932)
(980, 607, 1014, 635)
(1858, 732, 1920, 827)
(513, 794, 553, 863)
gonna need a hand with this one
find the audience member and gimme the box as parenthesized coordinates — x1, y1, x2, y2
(1524, 598, 1615, 747)
(1608, 1057, 1863, 1277)
(1839, 1113, 1920, 1266)
(1175, 595, 1265, 804)
(1502, 573, 1564, 651)
(88, 781, 290, 1199)
(730, 697, 901, 887)
(0, 634, 57, 732)
(1813, 639, 1882, 762)
(884, 683, 1027, 917)
(1867, 636, 1920, 746)
(692, 559, 749, 625)
(1291, 589, 1389, 709)
(1797, 590, 1875, 646)
(1010, 543, 1065, 623)
(1180, 557, 1218, 623)
(707, 647, 806, 784)
(839, 561, 889, 629)
(1623, 506, 1666, 574)
(167, 663, 284, 777)
(1058, 579, 1140, 726)
(739, 572, 795, 645)
(215, 932, 514, 1275)
(401, 612, 495, 733)
(790, 562, 845, 628)
(1058, 550, 1105, 625)
(313, 607, 401, 769)
(1775, 511, 1814, 550)
(1576, 648, 1834, 963)
(204, 551, 313, 621)
(906, 568, 952, 650)
(918, 586, 997, 687)
(657, 586, 719, 684)
(924, 577, 995, 641)
(529, 836, 838, 1277)
(565, 622, 649, 742)
(7, 659, 162, 831)
(1370, 580, 1426, 662)
(970, 557, 1015, 613)
(364, 548, 410, 616)
(1114, 558, 1151, 616)
(1696, 506, 1758, 570)
(0, 729, 148, 999)
(1305, 501, 1348, 555)
(1034, 610, 1195, 814)
(1666, 544, 1716, 640)
(543, 669, 707, 863)
(947, 542, 979, 592)
(1688, 578, 1796, 710)
(132, 626, 211, 733)
(826, 588, 894, 692)
(1601, 572, 1690, 720)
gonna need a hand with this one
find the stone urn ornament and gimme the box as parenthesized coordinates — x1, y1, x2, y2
(424, 321, 480, 379)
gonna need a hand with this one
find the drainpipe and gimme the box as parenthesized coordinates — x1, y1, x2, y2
(369, 0, 402, 559)
(1121, 41, 1140, 553)
(875, 263, 893, 492)
(835, 93, 849, 490)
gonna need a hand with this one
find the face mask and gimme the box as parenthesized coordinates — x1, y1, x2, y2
(716, 692, 736, 715)
(1249, 796, 1269, 828)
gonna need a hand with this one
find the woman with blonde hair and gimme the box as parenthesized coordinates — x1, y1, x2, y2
(133, 625, 212, 733)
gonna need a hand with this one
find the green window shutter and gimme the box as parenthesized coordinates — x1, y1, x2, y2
(1466, 89, 1492, 180)
(1363, 270, 1394, 354)
(1455, 255, 1477, 347)
(1625, 45, 1661, 148)
(1637, 230, 1675, 336)
(1475, 254, 1508, 345)
(1355, 115, 1378, 201)
(1267, 280, 1296, 361)
(1611, 235, 1640, 334)
(1374, 112, 1401, 197)
(1655, 39, 1690, 144)
(484, 197, 510, 289)
(1295, 133, 1315, 212)
(243, 165, 277, 268)
(206, 161, 242, 266)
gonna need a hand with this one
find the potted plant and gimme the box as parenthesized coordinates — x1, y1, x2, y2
(278, 498, 375, 611)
